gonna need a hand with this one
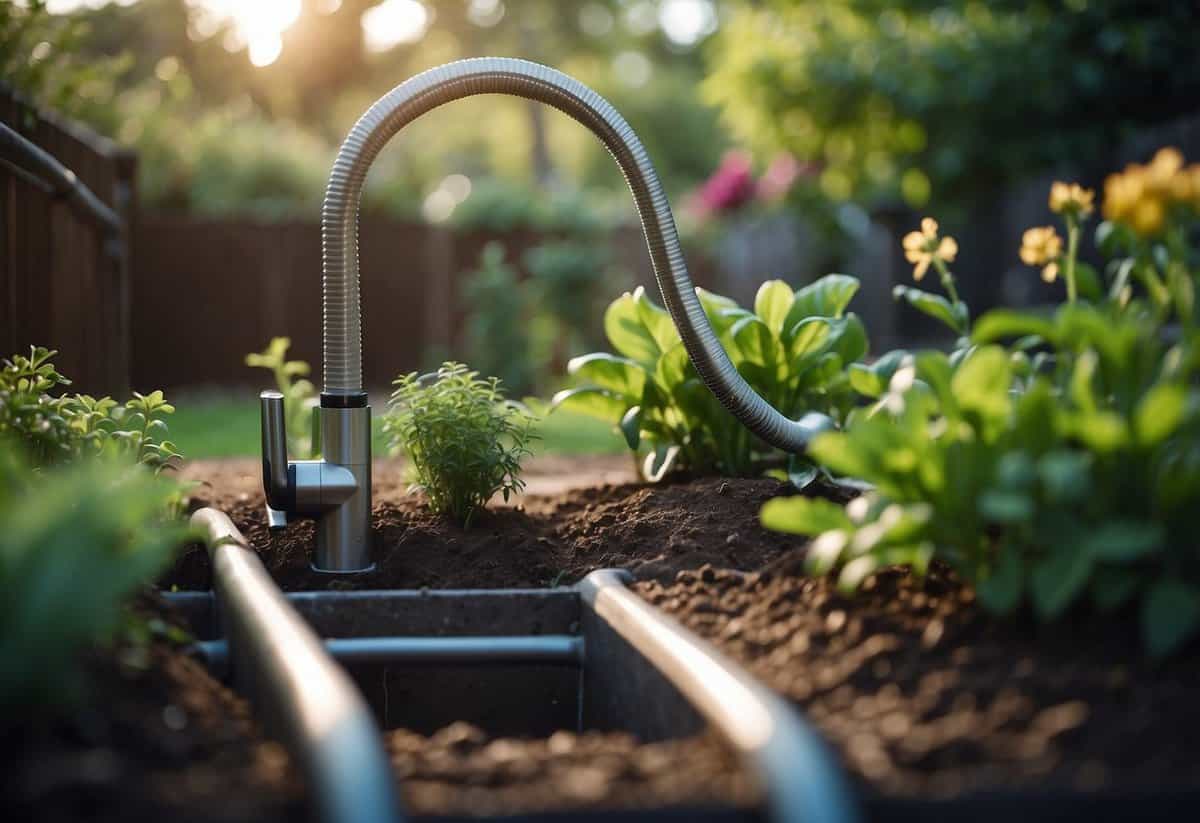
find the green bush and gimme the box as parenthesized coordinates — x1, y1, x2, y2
(762, 159, 1200, 656)
(0, 347, 181, 472)
(382, 362, 537, 527)
(0, 451, 190, 713)
(553, 276, 867, 478)
(461, 243, 538, 397)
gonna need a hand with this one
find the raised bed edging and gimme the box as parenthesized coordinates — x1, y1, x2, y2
(192, 508, 402, 823)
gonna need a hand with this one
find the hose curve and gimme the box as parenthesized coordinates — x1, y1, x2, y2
(321, 57, 832, 453)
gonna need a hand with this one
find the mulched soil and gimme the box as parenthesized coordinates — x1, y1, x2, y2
(7, 597, 302, 823)
(163, 457, 840, 591)
(636, 560, 1200, 803)
(386, 723, 756, 816)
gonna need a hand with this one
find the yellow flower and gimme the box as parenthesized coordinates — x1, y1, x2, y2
(1145, 147, 1184, 196)
(902, 217, 958, 281)
(1048, 181, 1094, 218)
(1020, 226, 1063, 283)
(1130, 197, 1166, 237)
(1103, 166, 1144, 222)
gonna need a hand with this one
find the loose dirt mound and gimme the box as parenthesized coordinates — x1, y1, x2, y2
(637, 563, 1200, 800)
(385, 722, 756, 816)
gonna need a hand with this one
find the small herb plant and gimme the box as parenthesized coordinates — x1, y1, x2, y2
(763, 150, 1200, 656)
(0, 450, 191, 713)
(0, 346, 181, 472)
(553, 276, 867, 478)
(383, 362, 537, 527)
(246, 336, 318, 458)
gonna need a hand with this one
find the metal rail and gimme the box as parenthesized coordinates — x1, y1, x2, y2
(191, 508, 402, 823)
(0, 122, 122, 238)
(579, 569, 859, 823)
(196, 634, 584, 668)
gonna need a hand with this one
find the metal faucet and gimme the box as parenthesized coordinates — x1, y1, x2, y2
(261, 57, 833, 573)
(259, 390, 372, 572)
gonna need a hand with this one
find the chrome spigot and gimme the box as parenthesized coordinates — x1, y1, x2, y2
(259, 390, 372, 572)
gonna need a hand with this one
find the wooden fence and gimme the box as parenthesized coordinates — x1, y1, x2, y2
(130, 216, 697, 391)
(0, 87, 136, 396)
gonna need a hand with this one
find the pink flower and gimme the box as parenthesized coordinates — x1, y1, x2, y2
(695, 150, 756, 215)
(756, 153, 802, 202)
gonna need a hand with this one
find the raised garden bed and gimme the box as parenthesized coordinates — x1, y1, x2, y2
(638, 561, 1200, 822)
(8, 597, 302, 823)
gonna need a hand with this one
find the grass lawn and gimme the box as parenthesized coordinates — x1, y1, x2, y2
(167, 394, 625, 460)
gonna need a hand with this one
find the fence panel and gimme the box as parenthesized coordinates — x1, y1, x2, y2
(0, 87, 136, 396)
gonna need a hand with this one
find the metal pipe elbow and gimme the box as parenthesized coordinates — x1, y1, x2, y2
(320, 57, 833, 454)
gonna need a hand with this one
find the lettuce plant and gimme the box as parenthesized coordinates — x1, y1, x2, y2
(552, 276, 867, 478)
(383, 362, 537, 527)
(762, 157, 1200, 656)
(0, 450, 191, 713)
(0, 347, 181, 471)
(246, 336, 318, 457)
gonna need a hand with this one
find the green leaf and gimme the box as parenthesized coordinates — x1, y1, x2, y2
(848, 350, 909, 398)
(604, 291, 660, 367)
(786, 455, 820, 491)
(972, 309, 1057, 345)
(634, 286, 680, 352)
(829, 313, 868, 365)
(1134, 383, 1187, 446)
(950, 346, 1012, 424)
(893, 285, 963, 333)
(786, 273, 860, 326)
(1144, 580, 1200, 658)
(1083, 521, 1163, 562)
(976, 548, 1024, 615)
(1070, 411, 1129, 453)
(1031, 546, 1093, 621)
(566, 352, 647, 399)
(760, 495, 853, 536)
(730, 314, 778, 369)
(754, 279, 795, 335)
(620, 406, 642, 450)
(549, 387, 628, 423)
(978, 489, 1033, 524)
(696, 287, 741, 336)
(1037, 450, 1092, 504)
(786, 316, 833, 362)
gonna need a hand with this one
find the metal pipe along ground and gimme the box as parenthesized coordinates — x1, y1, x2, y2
(321, 57, 834, 454)
(191, 508, 403, 823)
(579, 569, 859, 823)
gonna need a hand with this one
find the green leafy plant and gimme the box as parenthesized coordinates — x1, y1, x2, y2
(0, 450, 191, 713)
(762, 162, 1200, 656)
(246, 337, 317, 458)
(0, 347, 181, 472)
(461, 243, 538, 397)
(552, 276, 868, 478)
(382, 362, 537, 527)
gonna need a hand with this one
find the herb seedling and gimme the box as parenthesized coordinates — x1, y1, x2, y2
(383, 362, 537, 527)
(246, 337, 318, 458)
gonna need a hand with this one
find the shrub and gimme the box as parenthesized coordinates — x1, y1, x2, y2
(0, 449, 191, 713)
(461, 243, 538, 397)
(762, 152, 1200, 656)
(246, 337, 317, 458)
(0, 347, 181, 472)
(382, 362, 537, 527)
(553, 276, 867, 478)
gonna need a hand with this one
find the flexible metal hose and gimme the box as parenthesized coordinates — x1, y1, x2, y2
(321, 57, 833, 453)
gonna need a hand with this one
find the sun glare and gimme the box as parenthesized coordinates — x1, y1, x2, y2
(362, 0, 431, 53)
(185, 0, 302, 67)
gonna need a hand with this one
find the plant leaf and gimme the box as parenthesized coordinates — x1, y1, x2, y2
(604, 290, 660, 367)
(1144, 580, 1200, 658)
(893, 285, 963, 333)
(567, 352, 647, 399)
(760, 495, 853, 535)
(1134, 383, 1187, 446)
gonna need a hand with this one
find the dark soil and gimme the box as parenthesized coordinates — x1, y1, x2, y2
(386, 722, 757, 816)
(637, 561, 1200, 802)
(164, 457, 838, 591)
(8, 598, 302, 822)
